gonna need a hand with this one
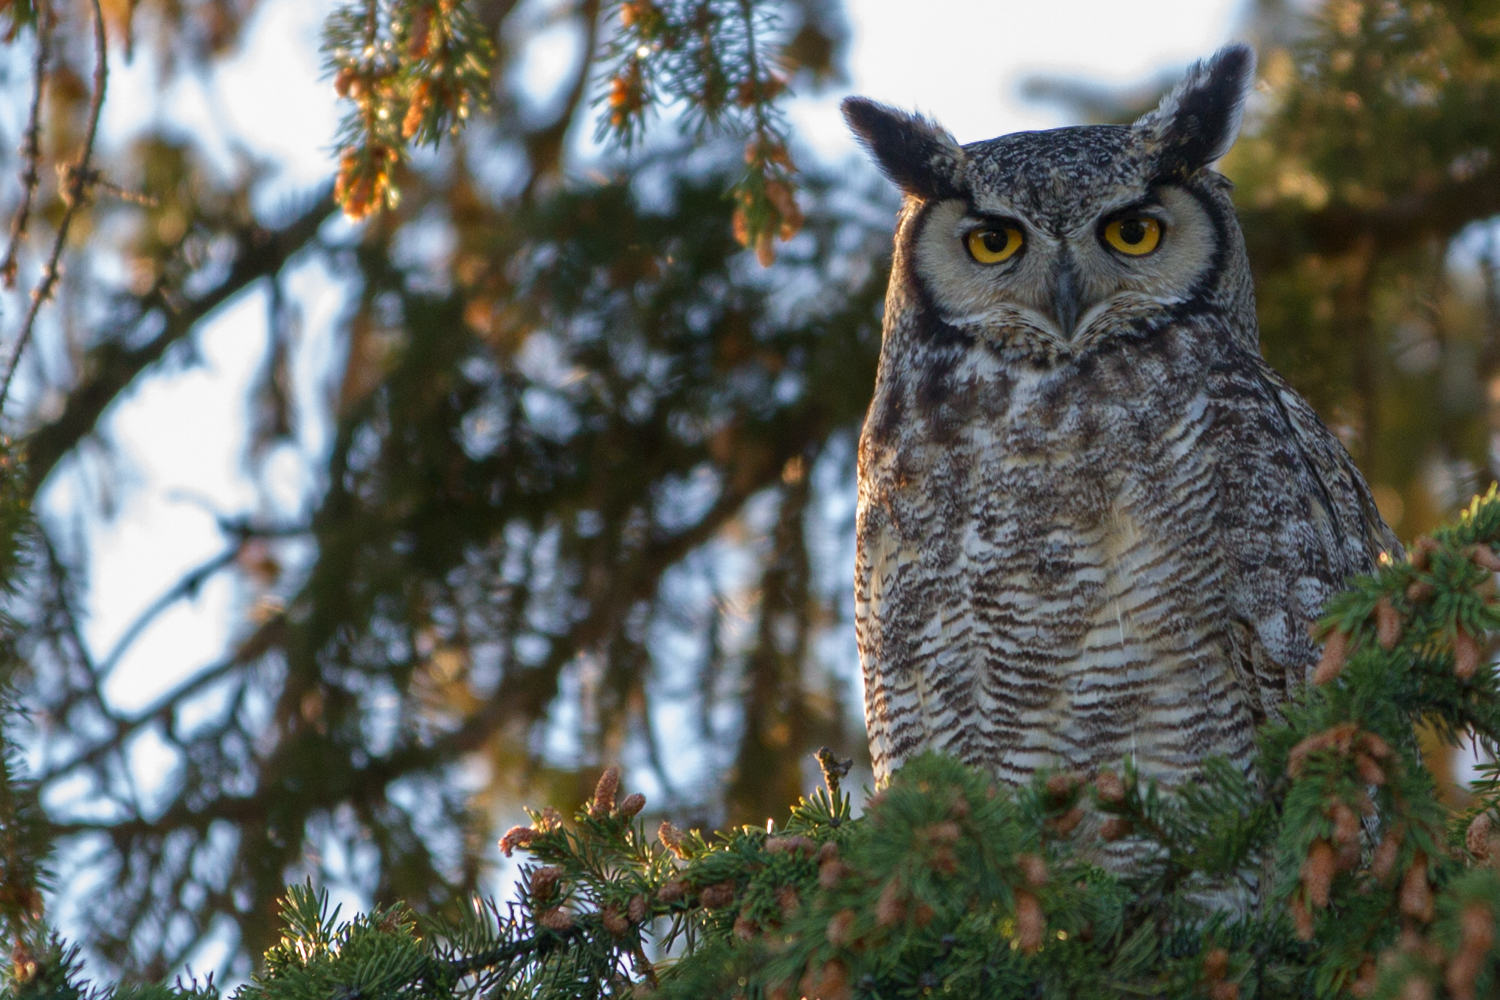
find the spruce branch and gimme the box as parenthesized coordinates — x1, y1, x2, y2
(318, 0, 805, 261)
(598, 0, 802, 263)
(323, 0, 495, 221)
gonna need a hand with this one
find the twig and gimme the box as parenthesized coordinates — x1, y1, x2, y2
(38, 528, 98, 677)
(0, 0, 109, 413)
(738, 0, 763, 114)
(441, 930, 579, 979)
(39, 615, 285, 784)
(92, 545, 242, 683)
(815, 746, 852, 800)
(628, 939, 658, 988)
(93, 178, 159, 207)
(0, 0, 52, 289)
(92, 518, 308, 682)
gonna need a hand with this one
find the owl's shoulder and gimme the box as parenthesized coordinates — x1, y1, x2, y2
(1203, 345, 1398, 701)
(1213, 349, 1398, 559)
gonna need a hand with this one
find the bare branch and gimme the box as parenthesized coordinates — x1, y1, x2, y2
(93, 518, 310, 682)
(0, 0, 53, 289)
(1241, 162, 1500, 272)
(38, 615, 286, 785)
(376, 472, 779, 778)
(521, 0, 601, 196)
(92, 547, 240, 684)
(0, 0, 109, 412)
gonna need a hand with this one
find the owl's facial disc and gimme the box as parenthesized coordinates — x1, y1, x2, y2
(912, 185, 1216, 354)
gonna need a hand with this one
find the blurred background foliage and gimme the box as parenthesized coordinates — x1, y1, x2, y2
(4, 0, 1500, 984)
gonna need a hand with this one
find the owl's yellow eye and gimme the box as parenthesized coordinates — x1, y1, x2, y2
(965, 227, 1024, 264)
(1102, 217, 1162, 256)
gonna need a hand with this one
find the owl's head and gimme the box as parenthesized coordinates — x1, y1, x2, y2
(844, 45, 1257, 362)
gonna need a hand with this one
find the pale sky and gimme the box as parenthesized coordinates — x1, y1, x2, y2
(809, 0, 1243, 148)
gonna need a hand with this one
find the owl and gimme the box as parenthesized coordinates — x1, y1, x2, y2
(847, 45, 1399, 793)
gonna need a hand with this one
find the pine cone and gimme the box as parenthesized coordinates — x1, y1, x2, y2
(1466, 812, 1493, 860)
(1301, 840, 1336, 908)
(825, 908, 856, 946)
(1014, 890, 1045, 954)
(1374, 596, 1403, 649)
(1399, 853, 1433, 922)
(1094, 770, 1125, 804)
(590, 767, 621, 818)
(1312, 628, 1348, 685)
(499, 825, 538, 857)
(698, 880, 736, 909)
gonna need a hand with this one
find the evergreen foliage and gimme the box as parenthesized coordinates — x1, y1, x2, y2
(323, 0, 496, 218)
(0, 438, 63, 998)
(596, 0, 804, 264)
(0, 440, 39, 944)
(321, 0, 806, 258)
(16, 490, 1500, 997)
(13, 0, 1500, 985)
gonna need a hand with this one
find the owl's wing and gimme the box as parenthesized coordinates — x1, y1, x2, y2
(1213, 352, 1401, 721)
(854, 497, 924, 782)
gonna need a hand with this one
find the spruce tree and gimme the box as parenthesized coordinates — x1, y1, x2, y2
(10, 0, 1500, 994)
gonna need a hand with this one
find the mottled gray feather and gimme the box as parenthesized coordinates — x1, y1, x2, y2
(852, 45, 1398, 795)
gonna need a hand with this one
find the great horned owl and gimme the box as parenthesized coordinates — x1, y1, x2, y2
(847, 45, 1398, 791)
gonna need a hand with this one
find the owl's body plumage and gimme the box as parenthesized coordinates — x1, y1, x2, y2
(848, 47, 1398, 789)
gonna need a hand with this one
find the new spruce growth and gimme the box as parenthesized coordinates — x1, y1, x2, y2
(599, 0, 803, 263)
(323, 0, 495, 219)
(320, 0, 805, 261)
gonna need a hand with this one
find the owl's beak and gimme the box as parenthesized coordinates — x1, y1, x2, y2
(1049, 258, 1083, 339)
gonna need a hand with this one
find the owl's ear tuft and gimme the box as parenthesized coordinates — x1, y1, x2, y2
(842, 97, 966, 201)
(1136, 44, 1255, 179)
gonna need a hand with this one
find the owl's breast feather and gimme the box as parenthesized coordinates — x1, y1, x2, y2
(858, 344, 1259, 787)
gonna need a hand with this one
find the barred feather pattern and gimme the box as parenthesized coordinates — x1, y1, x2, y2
(853, 72, 1398, 794)
(857, 306, 1394, 786)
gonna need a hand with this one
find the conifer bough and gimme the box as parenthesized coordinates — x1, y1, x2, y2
(322, 0, 804, 262)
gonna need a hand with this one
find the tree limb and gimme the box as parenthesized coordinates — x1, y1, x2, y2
(1241, 163, 1500, 272)
(22, 190, 337, 495)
